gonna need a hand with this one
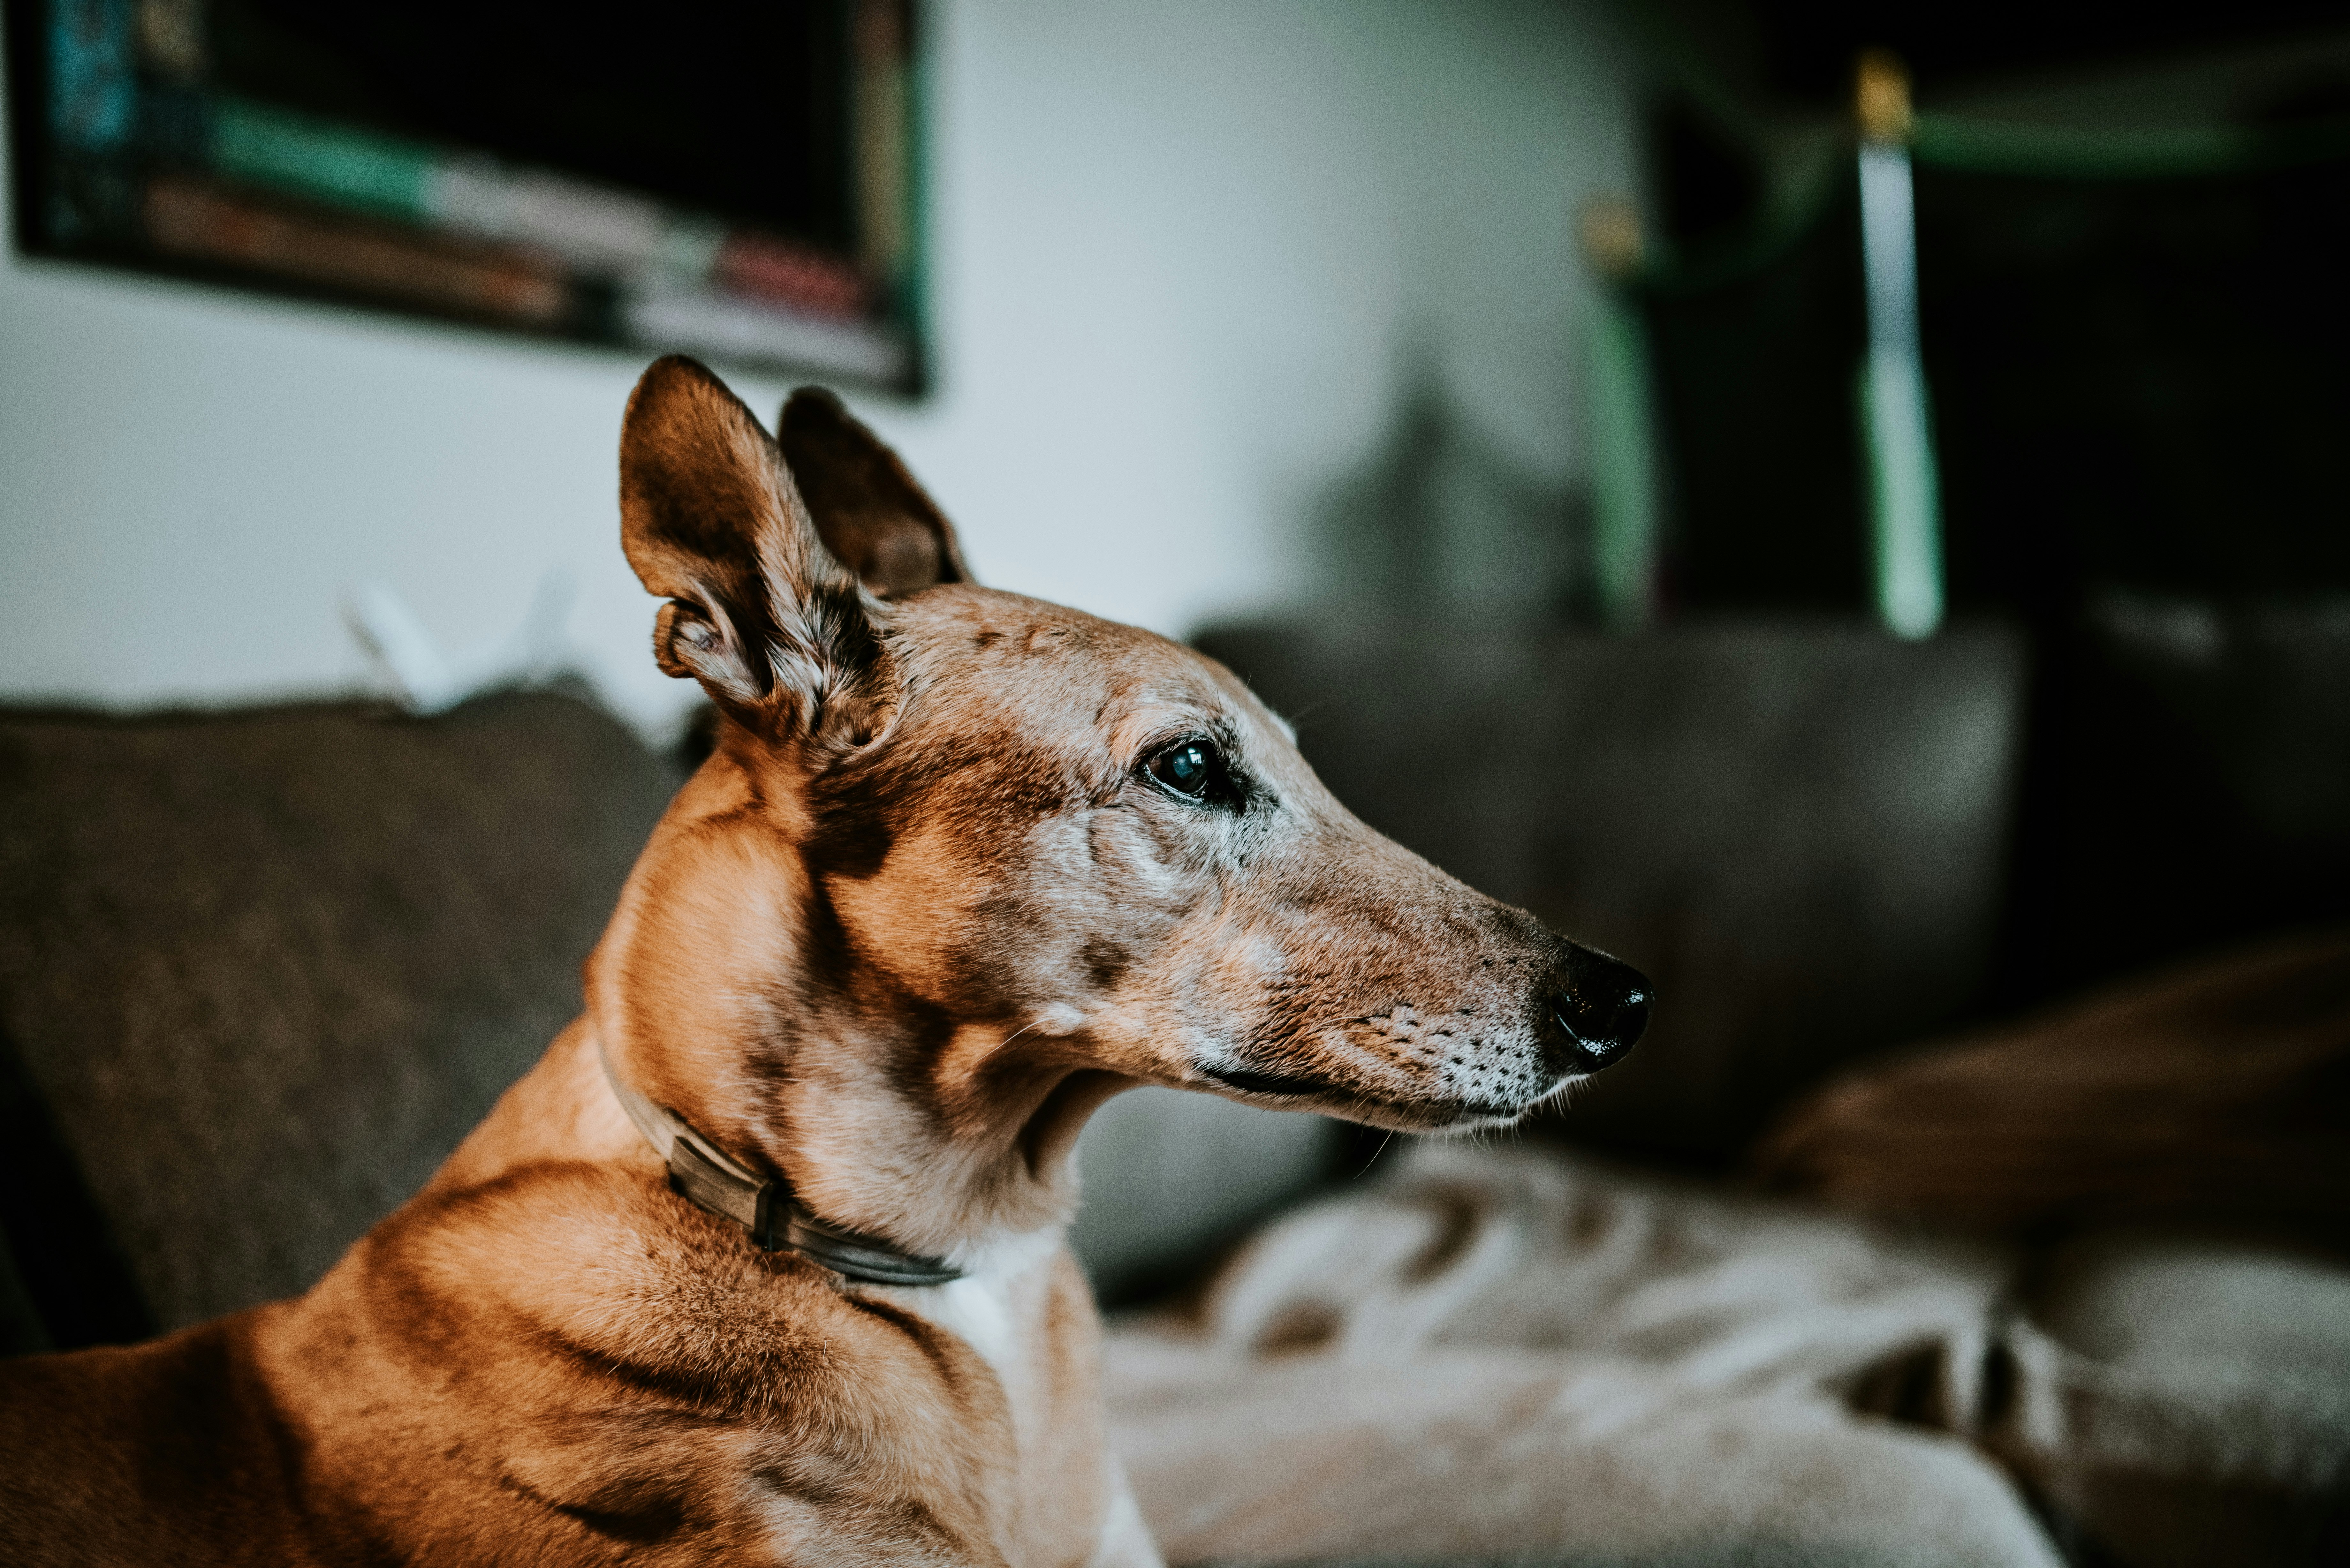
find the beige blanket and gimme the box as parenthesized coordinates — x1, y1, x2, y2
(1108, 1143, 2350, 1566)
(1107, 1145, 2061, 1567)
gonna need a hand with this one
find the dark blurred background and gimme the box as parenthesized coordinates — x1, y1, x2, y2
(1198, 0, 2350, 1173)
(1631, 0, 2350, 1000)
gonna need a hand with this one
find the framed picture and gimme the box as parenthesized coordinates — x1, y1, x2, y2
(5, 0, 926, 391)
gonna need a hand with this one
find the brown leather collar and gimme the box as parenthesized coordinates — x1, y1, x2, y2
(596, 1035, 965, 1288)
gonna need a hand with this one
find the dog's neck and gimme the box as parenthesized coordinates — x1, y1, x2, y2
(594, 1005, 1132, 1272)
(582, 757, 1140, 1268)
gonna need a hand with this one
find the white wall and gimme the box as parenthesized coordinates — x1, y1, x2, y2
(0, 0, 1640, 739)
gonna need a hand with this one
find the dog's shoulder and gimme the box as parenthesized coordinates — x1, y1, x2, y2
(342, 1157, 1013, 1415)
(249, 1158, 1027, 1563)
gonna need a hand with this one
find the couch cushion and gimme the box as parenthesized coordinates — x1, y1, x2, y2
(2005, 594, 2350, 1001)
(0, 691, 678, 1341)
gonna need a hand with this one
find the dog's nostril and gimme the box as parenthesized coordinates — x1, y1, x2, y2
(1548, 951, 1652, 1073)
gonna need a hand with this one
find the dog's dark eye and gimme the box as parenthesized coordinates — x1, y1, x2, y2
(1145, 738, 1225, 801)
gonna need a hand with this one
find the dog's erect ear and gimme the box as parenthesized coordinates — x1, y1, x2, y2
(777, 387, 970, 597)
(620, 356, 884, 738)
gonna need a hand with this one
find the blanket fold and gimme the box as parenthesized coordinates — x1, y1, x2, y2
(1108, 1146, 2060, 1568)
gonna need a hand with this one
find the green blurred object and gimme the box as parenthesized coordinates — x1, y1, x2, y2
(210, 97, 437, 220)
(1856, 342, 1945, 640)
(1857, 58, 1945, 642)
(1582, 284, 1661, 630)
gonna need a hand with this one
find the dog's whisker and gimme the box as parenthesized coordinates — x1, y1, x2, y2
(985, 1019, 1045, 1060)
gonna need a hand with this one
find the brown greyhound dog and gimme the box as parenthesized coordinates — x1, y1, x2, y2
(0, 356, 1649, 1565)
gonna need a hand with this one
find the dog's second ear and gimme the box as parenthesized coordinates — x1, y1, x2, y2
(620, 356, 883, 739)
(778, 387, 969, 597)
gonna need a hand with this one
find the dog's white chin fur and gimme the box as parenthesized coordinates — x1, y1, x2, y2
(1427, 1070, 1588, 1138)
(1286, 1071, 1582, 1137)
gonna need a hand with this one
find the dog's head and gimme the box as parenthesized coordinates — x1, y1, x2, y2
(590, 358, 1646, 1239)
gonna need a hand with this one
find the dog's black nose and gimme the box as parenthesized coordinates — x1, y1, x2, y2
(1548, 950, 1651, 1073)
